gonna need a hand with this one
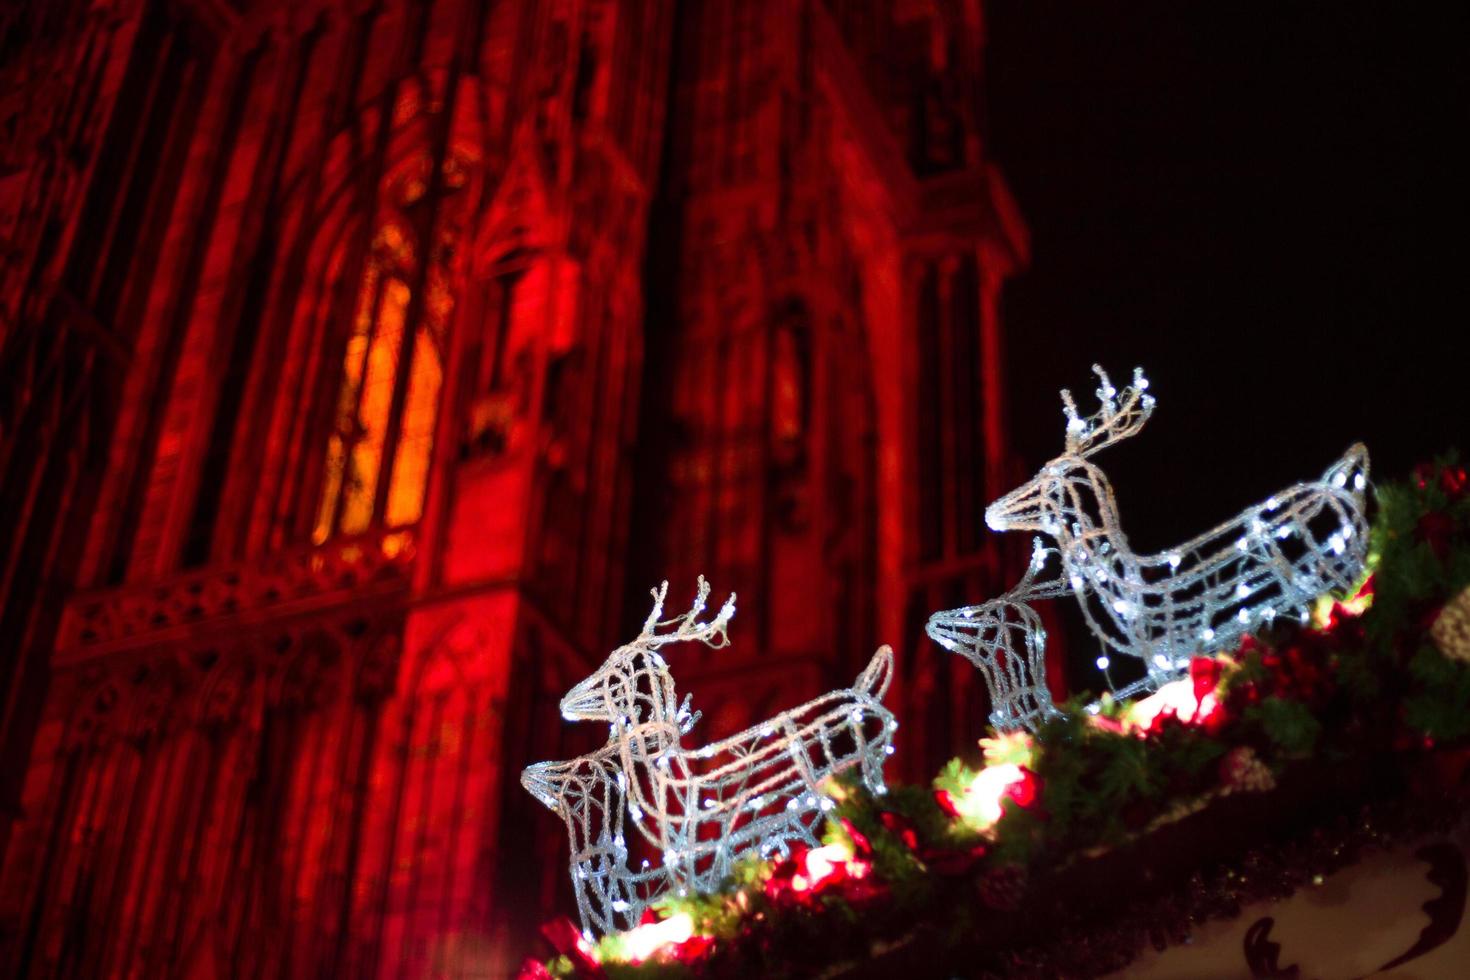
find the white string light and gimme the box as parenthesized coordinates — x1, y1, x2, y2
(524, 578, 896, 935)
(521, 739, 674, 936)
(929, 365, 1371, 728)
(927, 539, 1069, 731)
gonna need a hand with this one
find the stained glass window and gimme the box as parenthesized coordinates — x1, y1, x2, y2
(312, 215, 452, 544)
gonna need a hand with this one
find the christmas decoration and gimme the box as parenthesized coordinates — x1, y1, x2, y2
(929, 365, 1371, 728)
(1219, 745, 1276, 794)
(1431, 585, 1470, 664)
(521, 457, 1470, 980)
(925, 537, 1069, 731)
(521, 739, 676, 936)
(524, 578, 897, 936)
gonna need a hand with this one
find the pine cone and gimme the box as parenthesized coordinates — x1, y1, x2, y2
(976, 863, 1028, 911)
(1431, 586, 1470, 664)
(1220, 746, 1276, 794)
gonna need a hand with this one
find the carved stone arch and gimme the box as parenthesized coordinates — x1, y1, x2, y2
(193, 651, 260, 733)
(352, 626, 404, 704)
(472, 123, 562, 275)
(60, 671, 127, 753)
(405, 615, 489, 700)
(270, 628, 345, 713)
(120, 655, 187, 743)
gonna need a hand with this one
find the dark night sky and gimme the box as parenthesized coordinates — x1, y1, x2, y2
(984, 2, 1468, 557)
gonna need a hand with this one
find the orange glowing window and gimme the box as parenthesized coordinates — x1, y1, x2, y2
(313, 220, 451, 544)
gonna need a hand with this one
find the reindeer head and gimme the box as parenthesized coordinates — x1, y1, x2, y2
(559, 578, 735, 734)
(985, 366, 1155, 534)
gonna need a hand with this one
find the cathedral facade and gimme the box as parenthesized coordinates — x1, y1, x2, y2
(0, 0, 1032, 974)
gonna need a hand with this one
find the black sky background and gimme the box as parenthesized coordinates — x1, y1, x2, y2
(984, 2, 1468, 561)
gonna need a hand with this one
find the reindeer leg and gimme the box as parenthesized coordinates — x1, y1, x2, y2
(846, 708, 888, 796)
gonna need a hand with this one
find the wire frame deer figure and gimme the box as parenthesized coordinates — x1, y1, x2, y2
(522, 739, 675, 936)
(527, 578, 896, 931)
(930, 365, 1371, 725)
(927, 538, 1070, 731)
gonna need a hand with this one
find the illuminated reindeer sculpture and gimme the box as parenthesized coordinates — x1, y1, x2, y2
(927, 538, 1071, 732)
(929, 366, 1371, 727)
(521, 739, 675, 936)
(525, 578, 896, 932)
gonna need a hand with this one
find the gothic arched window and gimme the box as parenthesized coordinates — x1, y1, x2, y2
(312, 208, 454, 544)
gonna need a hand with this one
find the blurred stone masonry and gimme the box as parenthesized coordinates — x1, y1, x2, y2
(0, 1, 1034, 975)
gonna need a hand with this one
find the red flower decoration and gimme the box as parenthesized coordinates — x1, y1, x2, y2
(839, 817, 873, 858)
(1190, 656, 1223, 703)
(1441, 466, 1468, 500)
(1006, 767, 1042, 809)
(1354, 573, 1376, 602)
(763, 846, 809, 903)
(879, 810, 921, 851)
(540, 917, 606, 978)
(933, 789, 960, 819)
(763, 843, 874, 905)
(516, 959, 556, 980)
(669, 935, 716, 964)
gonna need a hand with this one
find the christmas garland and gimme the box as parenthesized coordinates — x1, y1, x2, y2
(520, 456, 1470, 980)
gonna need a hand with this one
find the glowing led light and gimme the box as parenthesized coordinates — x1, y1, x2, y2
(950, 763, 1033, 831)
(618, 912, 695, 964)
(1127, 676, 1220, 733)
(928, 365, 1370, 731)
(525, 579, 895, 936)
(1095, 655, 1110, 670)
(925, 536, 1066, 731)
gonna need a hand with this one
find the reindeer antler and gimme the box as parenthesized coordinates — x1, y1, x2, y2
(638, 576, 737, 650)
(1061, 365, 1155, 456)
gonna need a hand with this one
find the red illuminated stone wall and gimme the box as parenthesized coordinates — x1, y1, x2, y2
(0, 0, 1034, 974)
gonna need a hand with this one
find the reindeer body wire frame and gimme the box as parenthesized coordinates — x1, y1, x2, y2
(521, 739, 675, 937)
(928, 366, 1371, 730)
(524, 579, 897, 936)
